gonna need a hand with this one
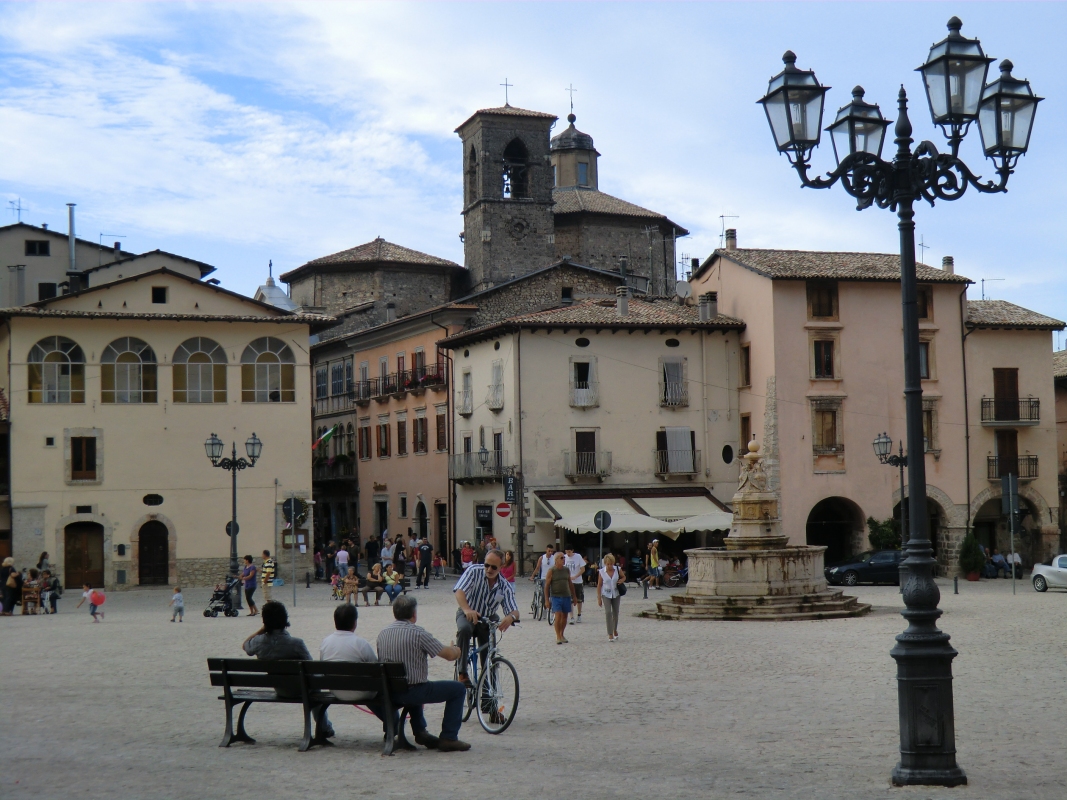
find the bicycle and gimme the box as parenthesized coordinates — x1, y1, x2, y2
(453, 618, 520, 734)
(530, 579, 546, 621)
(663, 562, 688, 588)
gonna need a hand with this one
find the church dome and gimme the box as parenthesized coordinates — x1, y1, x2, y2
(550, 114, 596, 152)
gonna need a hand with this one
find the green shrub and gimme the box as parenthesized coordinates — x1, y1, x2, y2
(867, 516, 901, 550)
(958, 532, 986, 574)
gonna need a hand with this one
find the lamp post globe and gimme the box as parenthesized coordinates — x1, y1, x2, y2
(977, 59, 1043, 163)
(245, 432, 263, 463)
(758, 51, 830, 163)
(478, 446, 490, 468)
(916, 16, 993, 145)
(205, 432, 224, 463)
(872, 431, 894, 463)
(827, 87, 893, 165)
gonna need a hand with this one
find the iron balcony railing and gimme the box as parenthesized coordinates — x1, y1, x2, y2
(987, 455, 1039, 480)
(457, 389, 473, 416)
(981, 397, 1040, 424)
(486, 383, 504, 411)
(569, 380, 599, 408)
(563, 450, 612, 479)
(653, 449, 702, 476)
(659, 381, 689, 408)
(313, 459, 356, 481)
(448, 450, 510, 482)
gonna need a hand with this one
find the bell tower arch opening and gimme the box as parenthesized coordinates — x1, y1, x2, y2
(501, 138, 529, 199)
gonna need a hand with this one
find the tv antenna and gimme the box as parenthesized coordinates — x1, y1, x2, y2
(98, 233, 126, 266)
(565, 83, 577, 114)
(7, 198, 24, 222)
(719, 214, 739, 247)
(981, 278, 1004, 300)
(917, 235, 931, 263)
(500, 78, 513, 106)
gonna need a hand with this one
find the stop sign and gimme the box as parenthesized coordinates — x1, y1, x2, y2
(495, 502, 511, 518)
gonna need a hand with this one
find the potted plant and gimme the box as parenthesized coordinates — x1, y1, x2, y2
(958, 532, 986, 581)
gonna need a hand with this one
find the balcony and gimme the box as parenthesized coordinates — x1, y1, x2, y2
(563, 450, 612, 480)
(372, 375, 399, 400)
(314, 383, 371, 416)
(486, 383, 504, 411)
(405, 364, 447, 394)
(981, 397, 1040, 426)
(987, 455, 1038, 481)
(448, 450, 510, 483)
(654, 449, 701, 478)
(569, 380, 599, 408)
(659, 381, 688, 408)
(457, 389, 473, 416)
(313, 458, 356, 482)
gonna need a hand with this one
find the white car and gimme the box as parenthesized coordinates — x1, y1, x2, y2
(1031, 554, 1067, 592)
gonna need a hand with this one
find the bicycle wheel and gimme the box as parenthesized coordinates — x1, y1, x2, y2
(476, 657, 519, 734)
(455, 651, 477, 722)
(530, 589, 540, 618)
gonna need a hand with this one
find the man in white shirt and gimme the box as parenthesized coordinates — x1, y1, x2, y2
(563, 546, 587, 624)
(319, 603, 378, 703)
(334, 546, 350, 577)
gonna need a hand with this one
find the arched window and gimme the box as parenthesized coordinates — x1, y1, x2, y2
(173, 337, 227, 403)
(241, 337, 295, 403)
(28, 336, 85, 404)
(467, 145, 478, 202)
(502, 138, 529, 198)
(102, 337, 157, 403)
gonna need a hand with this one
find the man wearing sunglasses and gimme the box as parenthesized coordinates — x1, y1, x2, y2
(453, 549, 519, 686)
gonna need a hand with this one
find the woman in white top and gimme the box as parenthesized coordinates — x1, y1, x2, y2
(597, 554, 626, 642)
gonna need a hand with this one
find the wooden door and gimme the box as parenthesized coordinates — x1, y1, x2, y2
(996, 429, 1019, 477)
(138, 521, 169, 585)
(65, 523, 104, 588)
(993, 368, 1019, 420)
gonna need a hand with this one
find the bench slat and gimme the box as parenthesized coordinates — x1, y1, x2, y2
(208, 658, 302, 675)
(210, 674, 305, 690)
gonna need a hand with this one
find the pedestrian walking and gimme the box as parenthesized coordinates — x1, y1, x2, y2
(645, 540, 662, 590)
(335, 543, 350, 576)
(563, 546, 587, 623)
(545, 552, 577, 644)
(170, 586, 185, 622)
(1, 556, 17, 615)
(75, 584, 106, 621)
(460, 541, 475, 570)
(597, 555, 625, 642)
(416, 538, 433, 588)
(381, 538, 395, 572)
(324, 540, 337, 579)
(261, 550, 277, 603)
(241, 555, 259, 616)
(432, 551, 444, 579)
(501, 550, 516, 583)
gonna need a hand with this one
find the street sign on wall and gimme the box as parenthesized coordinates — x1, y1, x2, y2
(504, 475, 517, 503)
(594, 510, 611, 531)
(496, 502, 511, 518)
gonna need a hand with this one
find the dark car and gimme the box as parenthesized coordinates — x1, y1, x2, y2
(825, 550, 904, 586)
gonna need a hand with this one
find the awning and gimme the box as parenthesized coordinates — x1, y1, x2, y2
(553, 511, 683, 540)
(677, 511, 734, 532)
(629, 495, 725, 522)
(544, 498, 636, 519)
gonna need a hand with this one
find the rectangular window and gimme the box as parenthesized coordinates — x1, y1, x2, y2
(331, 363, 345, 395)
(493, 431, 503, 453)
(661, 358, 687, 406)
(917, 286, 933, 320)
(578, 162, 589, 186)
(574, 361, 590, 385)
(71, 437, 97, 480)
(436, 408, 448, 451)
(358, 422, 372, 460)
(561, 286, 573, 305)
(399, 494, 408, 518)
(807, 281, 837, 319)
(379, 357, 389, 381)
(396, 419, 408, 456)
(919, 342, 931, 379)
(814, 409, 837, 451)
(655, 428, 696, 474)
(377, 420, 391, 458)
(463, 434, 473, 454)
(397, 353, 406, 377)
(740, 414, 751, 448)
(359, 362, 369, 383)
(315, 367, 328, 399)
(923, 409, 934, 452)
(37, 283, 57, 301)
(345, 360, 354, 393)
(814, 340, 835, 379)
(25, 240, 50, 256)
(740, 344, 751, 387)
(414, 417, 429, 453)
(151, 286, 168, 304)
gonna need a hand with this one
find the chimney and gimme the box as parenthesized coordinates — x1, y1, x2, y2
(41, 223, 48, 230)
(67, 204, 76, 273)
(10, 265, 26, 306)
(691, 257, 700, 271)
(385, 302, 396, 323)
(724, 229, 737, 250)
(700, 292, 718, 319)
(615, 285, 629, 317)
(698, 293, 710, 322)
(942, 255, 954, 274)
(114, 241, 122, 256)
(619, 255, 628, 279)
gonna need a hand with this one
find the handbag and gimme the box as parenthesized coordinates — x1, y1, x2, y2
(6, 573, 16, 589)
(616, 580, 627, 596)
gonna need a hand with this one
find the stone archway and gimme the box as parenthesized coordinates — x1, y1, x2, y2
(806, 497, 865, 565)
(969, 483, 1053, 531)
(414, 502, 429, 538)
(130, 513, 177, 586)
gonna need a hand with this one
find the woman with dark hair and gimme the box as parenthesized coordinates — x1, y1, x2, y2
(1, 557, 18, 615)
(37, 552, 52, 573)
(500, 551, 516, 583)
(241, 601, 311, 659)
(241, 555, 259, 617)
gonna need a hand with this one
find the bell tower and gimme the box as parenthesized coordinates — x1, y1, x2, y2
(550, 113, 600, 189)
(456, 105, 557, 292)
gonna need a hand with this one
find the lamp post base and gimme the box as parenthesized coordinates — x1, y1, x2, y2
(892, 764, 967, 787)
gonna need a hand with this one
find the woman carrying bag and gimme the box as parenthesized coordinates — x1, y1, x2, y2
(597, 554, 626, 642)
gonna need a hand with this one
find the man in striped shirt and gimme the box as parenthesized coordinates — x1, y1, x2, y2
(454, 549, 519, 685)
(376, 595, 470, 752)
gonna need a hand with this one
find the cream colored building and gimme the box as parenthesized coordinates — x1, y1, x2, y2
(440, 293, 742, 571)
(691, 232, 1063, 572)
(0, 267, 328, 589)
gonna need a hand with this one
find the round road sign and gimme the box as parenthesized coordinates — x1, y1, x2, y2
(495, 502, 511, 518)
(594, 510, 612, 531)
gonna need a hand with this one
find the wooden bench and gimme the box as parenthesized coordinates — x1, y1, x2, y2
(207, 659, 411, 754)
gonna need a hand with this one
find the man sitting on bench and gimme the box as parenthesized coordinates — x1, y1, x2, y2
(319, 603, 378, 702)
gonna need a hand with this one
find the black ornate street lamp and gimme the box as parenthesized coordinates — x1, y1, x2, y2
(873, 432, 909, 554)
(205, 432, 263, 608)
(760, 17, 1041, 788)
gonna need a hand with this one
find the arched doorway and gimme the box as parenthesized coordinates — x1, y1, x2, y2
(806, 497, 863, 566)
(138, 520, 169, 585)
(972, 496, 1039, 564)
(65, 522, 104, 588)
(414, 502, 429, 539)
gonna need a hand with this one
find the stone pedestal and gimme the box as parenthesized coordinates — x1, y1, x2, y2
(646, 441, 869, 621)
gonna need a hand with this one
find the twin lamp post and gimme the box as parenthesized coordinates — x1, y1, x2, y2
(758, 16, 1041, 788)
(205, 432, 263, 609)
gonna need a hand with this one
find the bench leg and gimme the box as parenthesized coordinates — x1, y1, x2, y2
(298, 703, 315, 752)
(396, 709, 414, 751)
(310, 704, 335, 748)
(234, 701, 256, 744)
(220, 699, 236, 748)
(381, 705, 396, 757)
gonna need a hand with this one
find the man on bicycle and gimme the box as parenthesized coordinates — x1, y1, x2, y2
(453, 549, 518, 685)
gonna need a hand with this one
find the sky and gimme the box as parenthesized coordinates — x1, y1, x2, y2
(1, 1, 1065, 331)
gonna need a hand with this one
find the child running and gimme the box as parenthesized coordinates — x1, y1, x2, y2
(169, 586, 185, 622)
(75, 584, 105, 622)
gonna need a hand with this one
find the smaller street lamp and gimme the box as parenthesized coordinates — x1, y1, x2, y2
(478, 446, 490, 470)
(916, 16, 993, 149)
(826, 87, 892, 164)
(758, 50, 830, 164)
(977, 60, 1043, 166)
(205, 432, 263, 609)
(873, 433, 908, 574)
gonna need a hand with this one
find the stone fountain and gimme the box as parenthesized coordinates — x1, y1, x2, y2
(647, 440, 870, 620)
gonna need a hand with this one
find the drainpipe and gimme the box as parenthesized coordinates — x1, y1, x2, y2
(430, 312, 457, 565)
(960, 285, 974, 552)
(515, 327, 525, 576)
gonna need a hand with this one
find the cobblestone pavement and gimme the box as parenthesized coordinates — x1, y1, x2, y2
(2, 576, 1063, 800)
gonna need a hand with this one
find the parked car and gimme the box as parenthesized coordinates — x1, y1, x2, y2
(824, 550, 904, 586)
(1031, 554, 1067, 592)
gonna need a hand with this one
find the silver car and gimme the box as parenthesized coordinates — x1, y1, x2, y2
(1031, 554, 1067, 592)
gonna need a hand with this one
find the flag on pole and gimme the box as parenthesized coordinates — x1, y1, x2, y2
(312, 423, 339, 451)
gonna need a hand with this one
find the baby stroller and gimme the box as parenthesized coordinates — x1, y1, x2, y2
(204, 576, 241, 617)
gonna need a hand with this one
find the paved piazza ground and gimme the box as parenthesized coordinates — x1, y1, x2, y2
(2, 575, 1063, 800)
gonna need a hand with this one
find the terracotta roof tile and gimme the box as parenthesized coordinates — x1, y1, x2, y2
(966, 300, 1065, 330)
(1053, 350, 1067, 379)
(717, 248, 971, 283)
(455, 105, 558, 131)
(304, 238, 459, 268)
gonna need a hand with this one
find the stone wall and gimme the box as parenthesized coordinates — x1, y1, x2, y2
(554, 216, 678, 294)
(176, 558, 233, 588)
(466, 264, 622, 330)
